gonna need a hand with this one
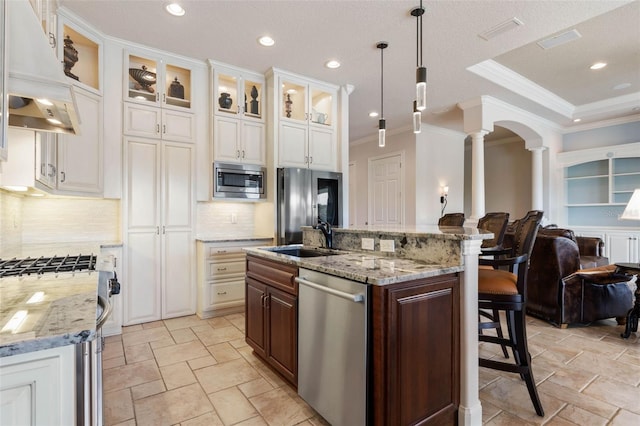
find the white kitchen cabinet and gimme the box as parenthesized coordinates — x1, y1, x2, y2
(196, 239, 271, 319)
(57, 13, 102, 93)
(28, 0, 57, 50)
(607, 231, 640, 264)
(0, 345, 75, 426)
(123, 137, 195, 325)
(34, 131, 57, 189)
(270, 69, 338, 171)
(124, 102, 195, 142)
(57, 87, 103, 193)
(210, 60, 265, 165)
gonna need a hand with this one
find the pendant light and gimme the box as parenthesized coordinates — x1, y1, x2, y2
(377, 41, 388, 148)
(413, 100, 421, 134)
(411, 1, 427, 111)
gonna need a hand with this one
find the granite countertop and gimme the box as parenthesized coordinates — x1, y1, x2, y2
(244, 245, 464, 286)
(0, 272, 99, 357)
(196, 236, 274, 243)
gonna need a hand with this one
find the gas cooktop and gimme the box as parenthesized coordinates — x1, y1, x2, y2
(0, 254, 97, 278)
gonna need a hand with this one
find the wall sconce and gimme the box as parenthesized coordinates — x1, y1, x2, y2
(440, 186, 449, 216)
(440, 186, 449, 204)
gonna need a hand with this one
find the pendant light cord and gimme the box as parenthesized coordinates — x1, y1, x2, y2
(419, 0, 423, 67)
(381, 46, 384, 118)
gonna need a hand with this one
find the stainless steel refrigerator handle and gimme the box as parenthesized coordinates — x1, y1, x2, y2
(296, 277, 364, 302)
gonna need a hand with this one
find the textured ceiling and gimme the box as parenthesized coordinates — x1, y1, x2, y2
(58, 0, 640, 142)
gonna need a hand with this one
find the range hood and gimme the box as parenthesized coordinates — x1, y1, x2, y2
(7, 0, 79, 135)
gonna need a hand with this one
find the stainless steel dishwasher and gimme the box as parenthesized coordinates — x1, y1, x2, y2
(296, 268, 371, 426)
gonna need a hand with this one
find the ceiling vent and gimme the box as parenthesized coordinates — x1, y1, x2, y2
(478, 17, 524, 41)
(537, 29, 582, 50)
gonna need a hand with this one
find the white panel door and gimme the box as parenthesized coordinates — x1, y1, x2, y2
(124, 103, 161, 138)
(214, 116, 240, 163)
(368, 153, 403, 226)
(279, 122, 307, 168)
(0, 345, 75, 426)
(608, 232, 640, 263)
(162, 109, 195, 142)
(57, 88, 103, 193)
(242, 121, 265, 165)
(308, 127, 335, 171)
(162, 142, 194, 318)
(125, 138, 162, 324)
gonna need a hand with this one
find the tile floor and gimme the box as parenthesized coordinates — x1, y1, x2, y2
(103, 312, 640, 426)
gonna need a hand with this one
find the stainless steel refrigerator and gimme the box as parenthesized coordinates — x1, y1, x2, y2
(277, 168, 343, 245)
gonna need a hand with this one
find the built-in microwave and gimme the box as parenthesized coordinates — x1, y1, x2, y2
(213, 162, 266, 199)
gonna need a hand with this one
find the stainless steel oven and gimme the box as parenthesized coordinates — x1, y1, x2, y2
(214, 162, 266, 199)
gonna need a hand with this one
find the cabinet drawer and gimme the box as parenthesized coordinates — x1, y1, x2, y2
(246, 254, 298, 295)
(207, 260, 245, 278)
(209, 281, 245, 305)
(207, 246, 245, 258)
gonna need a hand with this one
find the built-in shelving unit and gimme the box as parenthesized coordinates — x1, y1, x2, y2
(558, 142, 640, 228)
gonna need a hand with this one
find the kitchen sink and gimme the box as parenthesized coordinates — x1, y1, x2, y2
(264, 246, 342, 258)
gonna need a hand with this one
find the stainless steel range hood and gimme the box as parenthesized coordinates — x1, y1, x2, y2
(7, 0, 79, 135)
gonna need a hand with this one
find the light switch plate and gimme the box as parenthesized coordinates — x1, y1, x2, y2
(380, 239, 395, 252)
(362, 238, 375, 250)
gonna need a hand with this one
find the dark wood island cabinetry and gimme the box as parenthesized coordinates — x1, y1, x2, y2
(372, 273, 460, 425)
(245, 254, 298, 386)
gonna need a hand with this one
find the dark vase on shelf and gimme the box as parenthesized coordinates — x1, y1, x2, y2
(63, 35, 80, 81)
(218, 92, 233, 109)
(169, 77, 184, 99)
(250, 85, 259, 115)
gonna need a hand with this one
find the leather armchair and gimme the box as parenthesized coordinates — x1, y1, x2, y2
(526, 228, 633, 327)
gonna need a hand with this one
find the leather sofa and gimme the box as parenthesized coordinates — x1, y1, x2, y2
(525, 227, 633, 327)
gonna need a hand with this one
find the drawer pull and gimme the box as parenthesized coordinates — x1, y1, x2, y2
(217, 291, 228, 295)
(217, 250, 228, 254)
(217, 267, 227, 271)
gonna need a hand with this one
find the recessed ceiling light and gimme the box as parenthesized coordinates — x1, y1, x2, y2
(165, 3, 185, 16)
(573, 118, 581, 122)
(325, 60, 341, 69)
(369, 111, 379, 118)
(258, 36, 275, 47)
(613, 82, 631, 90)
(590, 62, 607, 70)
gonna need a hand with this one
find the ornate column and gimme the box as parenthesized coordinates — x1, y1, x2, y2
(529, 147, 546, 211)
(459, 238, 483, 426)
(470, 131, 488, 223)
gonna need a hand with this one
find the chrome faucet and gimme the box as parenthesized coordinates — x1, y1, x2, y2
(313, 219, 333, 249)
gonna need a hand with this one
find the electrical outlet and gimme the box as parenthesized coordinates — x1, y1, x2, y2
(361, 238, 375, 250)
(380, 239, 395, 252)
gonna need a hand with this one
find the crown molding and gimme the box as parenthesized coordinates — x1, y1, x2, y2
(467, 60, 575, 118)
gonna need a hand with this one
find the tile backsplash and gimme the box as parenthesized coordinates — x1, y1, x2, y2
(196, 202, 256, 238)
(0, 191, 120, 253)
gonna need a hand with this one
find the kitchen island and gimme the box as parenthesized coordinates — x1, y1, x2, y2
(0, 241, 120, 425)
(245, 225, 490, 426)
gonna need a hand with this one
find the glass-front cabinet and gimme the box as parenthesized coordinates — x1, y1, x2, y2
(213, 66, 263, 120)
(210, 60, 265, 165)
(280, 79, 334, 128)
(126, 52, 192, 110)
(558, 143, 640, 228)
(275, 71, 338, 171)
(58, 19, 102, 93)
